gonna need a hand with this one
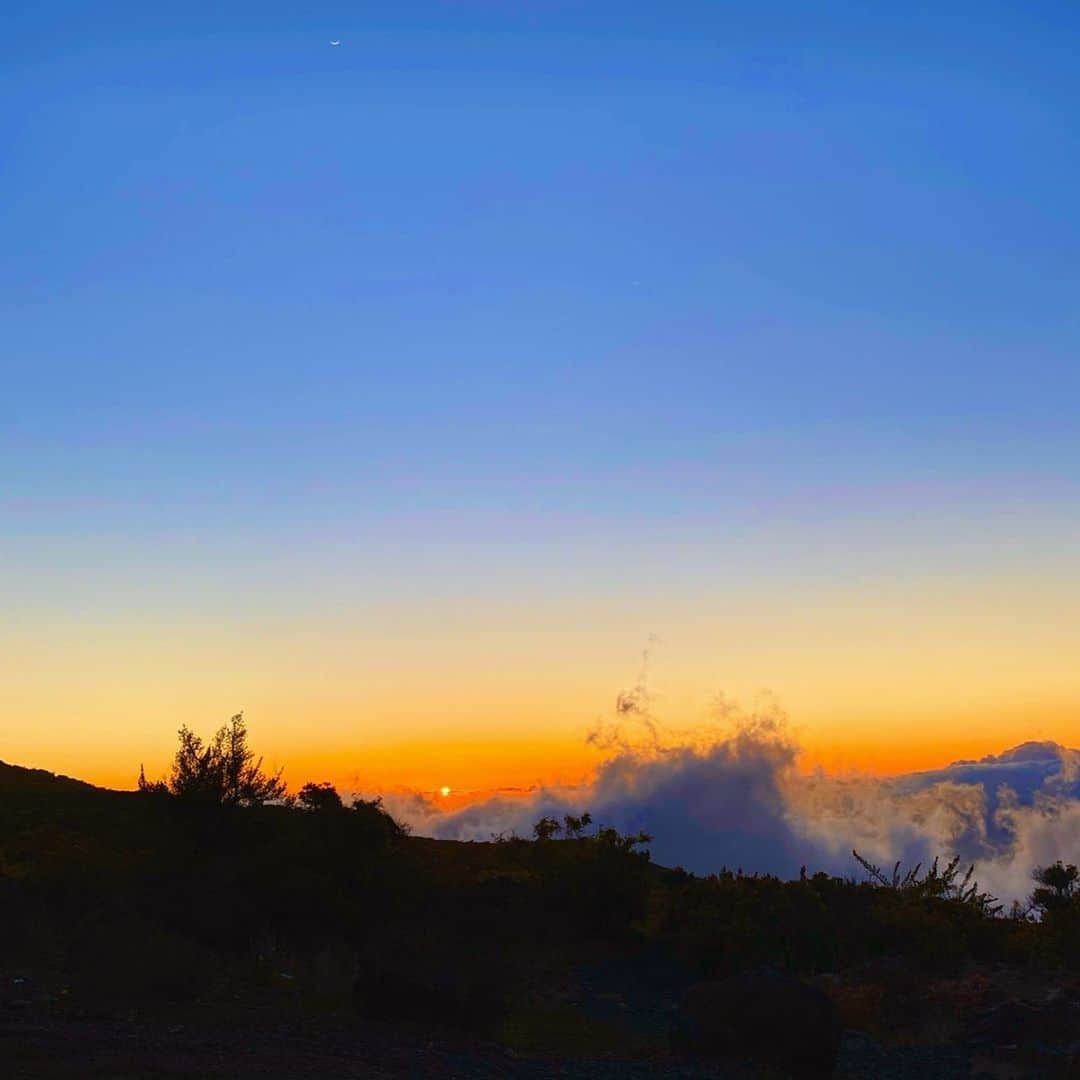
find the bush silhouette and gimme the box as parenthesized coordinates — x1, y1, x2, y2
(1031, 861, 1079, 914)
(140, 713, 286, 807)
(297, 781, 344, 813)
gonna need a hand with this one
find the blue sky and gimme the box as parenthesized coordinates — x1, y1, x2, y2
(3, 3, 1079, 780)
(7, 5, 1079, 456)
(6, 2, 1079, 552)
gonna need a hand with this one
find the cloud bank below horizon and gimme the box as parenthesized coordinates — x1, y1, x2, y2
(376, 695, 1080, 906)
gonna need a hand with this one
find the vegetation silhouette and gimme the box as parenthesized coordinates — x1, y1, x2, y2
(1031, 860, 1079, 914)
(851, 850, 1002, 914)
(296, 780, 344, 813)
(138, 712, 286, 807)
(2, 721, 1080, 1077)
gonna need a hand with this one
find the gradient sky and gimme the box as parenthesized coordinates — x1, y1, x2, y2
(3, 2, 1079, 792)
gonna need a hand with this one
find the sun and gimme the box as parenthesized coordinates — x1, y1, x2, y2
(439, 786, 451, 798)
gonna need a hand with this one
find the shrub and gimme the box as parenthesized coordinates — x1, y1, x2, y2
(142, 713, 286, 808)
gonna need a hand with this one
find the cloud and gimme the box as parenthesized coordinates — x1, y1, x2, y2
(373, 695, 1080, 905)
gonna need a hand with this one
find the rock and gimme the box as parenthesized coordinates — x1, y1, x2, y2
(670, 969, 842, 1077)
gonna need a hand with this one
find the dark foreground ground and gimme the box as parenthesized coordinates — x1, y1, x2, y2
(3, 963, 1075, 1080)
(0, 1003, 971, 1080)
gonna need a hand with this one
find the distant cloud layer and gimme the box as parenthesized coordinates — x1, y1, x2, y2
(380, 697, 1080, 907)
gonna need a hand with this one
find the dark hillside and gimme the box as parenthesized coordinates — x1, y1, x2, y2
(0, 760, 140, 836)
(0, 759, 111, 799)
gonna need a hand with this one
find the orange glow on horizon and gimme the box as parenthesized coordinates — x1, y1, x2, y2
(54, 695, 1077, 799)
(5, 568, 1079, 799)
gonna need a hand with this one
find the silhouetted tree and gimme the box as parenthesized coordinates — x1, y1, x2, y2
(594, 823, 653, 855)
(563, 812, 592, 837)
(136, 763, 168, 796)
(1031, 861, 1079, 915)
(530, 813, 651, 856)
(297, 781, 344, 813)
(157, 713, 287, 807)
(533, 815, 562, 841)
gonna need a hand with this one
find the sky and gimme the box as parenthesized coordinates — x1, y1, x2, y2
(3, 1, 1079, 794)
